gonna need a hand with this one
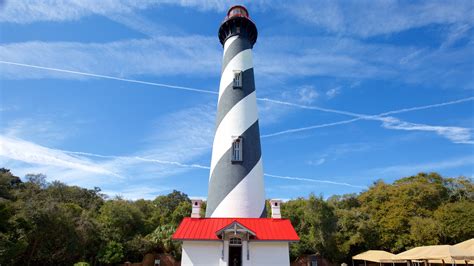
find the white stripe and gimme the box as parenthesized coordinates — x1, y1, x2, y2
(223, 35, 239, 53)
(210, 158, 265, 218)
(218, 49, 253, 103)
(210, 91, 258, 175)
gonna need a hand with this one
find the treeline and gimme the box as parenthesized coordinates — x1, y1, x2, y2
(1, 168, 473, 265)
(282, 173, 473, 262)
(0, 168, 190, 265)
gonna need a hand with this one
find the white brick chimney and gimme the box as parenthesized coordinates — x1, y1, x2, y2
(270, 199, 282, 219)
(191, 199, 202, 218)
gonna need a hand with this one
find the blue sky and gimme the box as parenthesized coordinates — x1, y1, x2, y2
(0, 0, 473, 200)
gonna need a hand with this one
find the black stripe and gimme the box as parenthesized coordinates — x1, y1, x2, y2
(215, 68, 255, 130)
(222, 37, 252, 72)
(206, 121, 262, 217)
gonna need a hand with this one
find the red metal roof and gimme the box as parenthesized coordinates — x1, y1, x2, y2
(172, 218, 299, 241)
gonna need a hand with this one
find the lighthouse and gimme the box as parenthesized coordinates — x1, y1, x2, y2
(173, 6, 299, 266)
(206, 5, 265, 218)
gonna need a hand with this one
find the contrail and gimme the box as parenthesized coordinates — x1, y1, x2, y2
(66, 150, 365, 188)
(65, 151, 211, 170)
(3, 60, 472, 141)
(2, 60, 365, 117)
(0, 60, 412, 119)
(262, 118, 362, 138)
(0, 60, 218, 95)
(3, 60, 471, 122)
(257, 97, 374, 119)
(378, 97, 474, 116)
(262, 97, 474, 138)
(264, 173, 367, 189)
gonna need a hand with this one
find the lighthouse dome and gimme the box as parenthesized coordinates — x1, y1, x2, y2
(218, 5, 258, 46)
(227, 5, 249, 19)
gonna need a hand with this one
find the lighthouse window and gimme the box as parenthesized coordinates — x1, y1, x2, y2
(233, 70, 242, 89)
(231, 137, 243, 162)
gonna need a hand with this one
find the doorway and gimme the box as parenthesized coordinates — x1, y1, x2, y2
(228, 237, 242, 266)
(229, 246, 242, 266)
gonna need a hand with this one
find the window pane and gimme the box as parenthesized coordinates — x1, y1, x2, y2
(233, 71, 242, 88)
(231, 137, 243, 162)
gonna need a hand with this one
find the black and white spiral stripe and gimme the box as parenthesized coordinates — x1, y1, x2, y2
(205, 35, 266, 218)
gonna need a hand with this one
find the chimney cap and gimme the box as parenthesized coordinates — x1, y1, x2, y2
(270, 199, 282, 219)
(270, 199, 283, 206)
(191, 199, 203, 218)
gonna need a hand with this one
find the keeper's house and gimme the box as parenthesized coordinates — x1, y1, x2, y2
(172, 200, 299, 266)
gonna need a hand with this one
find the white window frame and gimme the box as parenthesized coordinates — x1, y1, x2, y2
(231, 136, 243, 162)
(233, 70, 242, 89)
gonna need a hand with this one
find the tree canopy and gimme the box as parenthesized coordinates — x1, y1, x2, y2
(0, 169, 472, 265)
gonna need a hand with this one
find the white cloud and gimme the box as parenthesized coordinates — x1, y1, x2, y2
(440, 24, 472, 50)
(297, 86, 319, 104)
(0, 1, 165, 23)
(381, 117, 473, 144)
(0, 38, 221, 80)
(0, 104, 215, 193)
(0, 0, 268, 24)
(326, 87, 341, 99)
(0, 135, 120, 177)
(1, 116, 82, 145)
(102, 185, 171, 200)
(305, 143, 371, 167)
(307, 158, 326, 166)
(285, 0, 474, 38)
(371, 156, 474, 177)
(2, 32, 472, 90)
(256, 35, 473, 89)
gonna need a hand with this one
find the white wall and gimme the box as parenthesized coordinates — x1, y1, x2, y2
(181, 240, 290, 266)
(249, 242, 290, 266)
(181, 241, 225, 266)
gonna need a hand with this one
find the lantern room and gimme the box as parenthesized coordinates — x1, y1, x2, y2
(227, 5, 249, 19)
(218, 5, 258, 46)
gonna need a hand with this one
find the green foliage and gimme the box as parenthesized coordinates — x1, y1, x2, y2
(98, 241, 124, 264)
(357, 173, 450, 252)
(409, 217, 439, 246)
(0, 168, 472, 265)
(435, 200, 474, 243)
(286, 172, 473, 263)
(98, 199, 146, 241)
(153, 190, 190, 224)
(146, 224, 179, 255)
(74, 262, 91, 266)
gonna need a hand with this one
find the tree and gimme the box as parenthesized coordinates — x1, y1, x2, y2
(435, 200, 474, 244)
(146, 224, 181, 258)
(282, 195, 338, 261)
(1, 168, 472, 265)
(409, 217, 439, 246)
(0, 168, 22, 200)
(358, 173, 449, 252)
(153, 190, 190, 225)
(98, 241, 124, 264)
(444, 176, 474, 202)
(98, 199, 145, 242)
(171, 201, 191, 226)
